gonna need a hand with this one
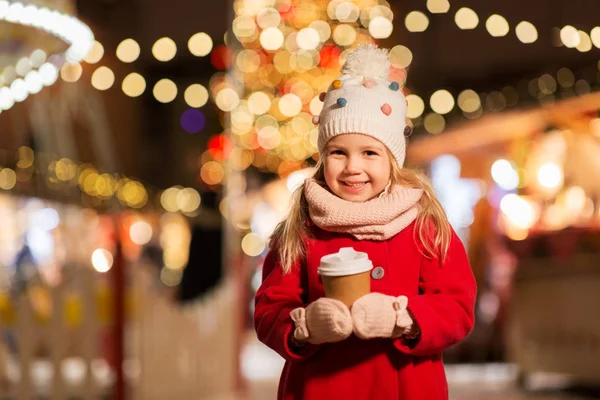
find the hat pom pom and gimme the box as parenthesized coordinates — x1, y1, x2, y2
(340, 44, 391, 79)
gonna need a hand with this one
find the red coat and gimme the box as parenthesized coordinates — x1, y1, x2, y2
(254, 221, 477, 400)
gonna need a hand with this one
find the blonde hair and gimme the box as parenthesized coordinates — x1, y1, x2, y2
(270, 153, 451, 274)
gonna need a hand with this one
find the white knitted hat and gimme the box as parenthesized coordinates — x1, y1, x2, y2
(313, 44, 409, 167)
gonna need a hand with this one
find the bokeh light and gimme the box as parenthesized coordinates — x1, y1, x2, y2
(427, 0, 450, 13)
(248, 91, 272, 115)
(486, 14, 509, 37)
(180, 109, 206, 134)
(236, 49, 261, 73)
(515, 21, 538, 43)
(278, 93, 302, 117)
(491, 159, 519, 190)
(333, 24, 357, 46)
(122, 73, 146, 97)
(560, 25, 580, 48)
(577, 30, 592, 52)
(310, 20, 331, 42)
(537, 162, 563, 190)
(0, 168, 17, 190)
(241, 233, 266, 257)
(91, 66, 115, 91)
(116, 39, 141, 63)
(55, 158, 77, 181)
(500, 194, 539, 230)
(201, 161, 225, 185)
(84, 41, 104, 64)
(424, 113, 445, 134)
(3, 66, 16, 84)
(369, 16, 393, 39)
(211, 45, 233, 70)
(208, 135, 232, 160)
(24, 71, 43, 94)
(591, 27, 600, 48)
(153, 79, 177, 103)
(17, 147, 34, 169)
(61, 62, 82, 83)
(405, 11, 429, 32)
(457, 90, 481, 113)
(297, 27, 320, 50)
(260, 27, 284, 51)
(430, 90, 455, 114)
(257, 8, 281, 29)
(130, 221, 153, 245)
(161, 187, 181, 212)
(152, 37, 177, 62)
(557, 68, 575, 88)
(92, 249, 113, 273)
(406, 94, 425, 119)
(160, 268, 183, 287)
(335, 1, 360, 22)
(30, 50, 47, 68)
(184, 84, 209, 108)
(16, 58, 32, 77)
(189, 32, 213, 56)
(39, 63, 58, 86)
(455, 8, 479, 30)
(10, 79, 28, 102)
(389, 45, 413, 69)
(176, 188, 201, 213)
(215, 88, 240, 112)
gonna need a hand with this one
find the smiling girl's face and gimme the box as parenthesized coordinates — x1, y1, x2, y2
(323, 134, 392, 202)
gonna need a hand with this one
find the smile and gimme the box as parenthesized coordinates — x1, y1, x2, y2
(342, 181, 368, 188)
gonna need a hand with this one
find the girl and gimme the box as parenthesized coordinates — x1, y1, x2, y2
(254, 45, 477, 400)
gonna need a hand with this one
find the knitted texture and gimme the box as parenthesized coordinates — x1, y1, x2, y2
(304, 179, 423, 241)
(351, 293, 413, 339)
(315, 45, 408, 167)
(290, 298, 352, 345)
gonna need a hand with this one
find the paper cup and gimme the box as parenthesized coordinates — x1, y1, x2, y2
(318, 247, 373, 307)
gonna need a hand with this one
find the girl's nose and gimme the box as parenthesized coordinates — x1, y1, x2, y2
(344, 156, 362, 173)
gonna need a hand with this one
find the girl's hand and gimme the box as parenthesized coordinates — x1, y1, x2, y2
(351, 293, 414, 340)
(290, 298, 353, 345)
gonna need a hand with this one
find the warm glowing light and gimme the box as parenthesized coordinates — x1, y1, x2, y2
(486, 14, 509, 37)
(130, 221, 153, 245)
(122, 73, 146, 97)
(92, 249, 113, 273)
(455, 8, 478, 30)
(116, 39, 141, 63)
(153, 79, 177, 103)
(430, 90, 455, 114)
(152, 37, 177, 62)
(491, 159, 519, 190)
(91, 66, 115, 91)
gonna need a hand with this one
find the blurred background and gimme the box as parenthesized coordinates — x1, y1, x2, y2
(0, 0, 599, 399)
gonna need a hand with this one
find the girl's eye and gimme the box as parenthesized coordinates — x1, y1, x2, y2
(364, 150, 378, 156)
(329, 150, 344, 155)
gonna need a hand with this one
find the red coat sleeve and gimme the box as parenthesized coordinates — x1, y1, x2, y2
(394, 227, 477, 356)
(254, 250, 319, 361)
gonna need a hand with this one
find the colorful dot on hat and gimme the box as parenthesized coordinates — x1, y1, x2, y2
(336, 97, 347, 107)
(312, 115, 320, 125)
(363, 80, 375, 88)
(319, 92, 326, 102)
(332, 80, 343, 89)
(389, 81, 400, 91)
(381, 103, 392, 116)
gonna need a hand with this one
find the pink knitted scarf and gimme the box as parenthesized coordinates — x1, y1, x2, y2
(304, 179, 423, 241)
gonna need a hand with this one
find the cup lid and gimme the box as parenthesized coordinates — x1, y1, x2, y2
(317, 247, 373, 277)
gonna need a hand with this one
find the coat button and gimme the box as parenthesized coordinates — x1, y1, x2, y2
(371, 266, 385, 280)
